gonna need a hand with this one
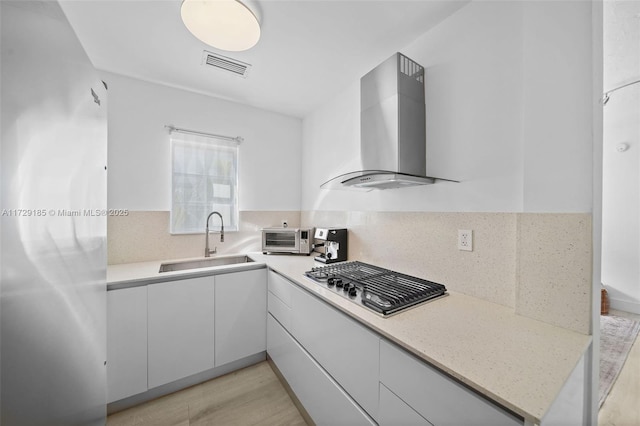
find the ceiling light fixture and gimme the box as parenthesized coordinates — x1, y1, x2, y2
(181, 0, 261, 52)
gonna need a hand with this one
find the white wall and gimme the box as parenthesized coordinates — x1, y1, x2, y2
(104, 72, 302, 211)
(602, 1, 640, 313)
(301, 1, 594, 214)
(520, 1, 594, 212)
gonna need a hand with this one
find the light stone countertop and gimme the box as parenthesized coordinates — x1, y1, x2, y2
(107, 252, 592, 425)
(106, 254, 267, 290)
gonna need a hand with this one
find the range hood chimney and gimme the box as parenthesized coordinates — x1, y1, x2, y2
(321, 52, 456, 190)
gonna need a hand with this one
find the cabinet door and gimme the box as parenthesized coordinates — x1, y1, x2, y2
(267, 315, 375, 426)
(107, 286, 148, 402)
(148, 276, 215, 389)
(379, 383, 433, 426)
(214, 269, 267, 367)
(380, 340, 522, 426)
(291, 284, 380, 419)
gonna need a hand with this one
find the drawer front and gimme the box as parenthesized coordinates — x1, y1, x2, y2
(267, 315, 375, 426)
(291, 284, 380, 420)
(268, 291, 291, 331)
(380, 340, 522, 426)
(379, 383, 433, 426)
(267, 270, 292, 307)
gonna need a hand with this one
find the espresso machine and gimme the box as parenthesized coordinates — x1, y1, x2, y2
(313, 228, 348, 264)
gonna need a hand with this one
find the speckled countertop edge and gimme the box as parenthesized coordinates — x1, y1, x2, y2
(108, 252, 592, 424)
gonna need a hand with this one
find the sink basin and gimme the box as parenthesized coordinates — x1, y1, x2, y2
(159, 255, 253, 273)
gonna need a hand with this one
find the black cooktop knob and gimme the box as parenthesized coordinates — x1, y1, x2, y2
(342, 283, 351, 292)
(335, 278, 343, 288)
(327, 277, 335, 287)
(348, 287, 358, 298)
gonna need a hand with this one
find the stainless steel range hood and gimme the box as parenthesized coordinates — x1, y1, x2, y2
(321, 52, 456, 191)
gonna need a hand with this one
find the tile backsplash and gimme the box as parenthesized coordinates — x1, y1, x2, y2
(515, 213, 592, 335)
(109, 210, 591, 334)
(107, 211, 300, 265)
(302, 210, 591, 335)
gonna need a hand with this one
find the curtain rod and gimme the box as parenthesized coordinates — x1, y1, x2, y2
(164, 125, 243, 143)
(602, 78, 640, 105)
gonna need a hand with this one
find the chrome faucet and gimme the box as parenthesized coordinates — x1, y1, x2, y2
(205, 211, 224, 257)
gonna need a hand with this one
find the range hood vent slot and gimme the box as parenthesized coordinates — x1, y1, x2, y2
(202, 51, 251, 78)
(399, 55, 424, 83)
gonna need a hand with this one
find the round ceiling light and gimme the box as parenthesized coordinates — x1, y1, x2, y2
(181, 0, 261, 52)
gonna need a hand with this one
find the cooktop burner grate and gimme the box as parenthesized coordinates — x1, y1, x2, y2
(304, 261, 447, 316)
(319, 262, 385, 280)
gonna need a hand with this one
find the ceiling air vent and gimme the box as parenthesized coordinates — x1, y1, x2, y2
(201, 51, 251, 78)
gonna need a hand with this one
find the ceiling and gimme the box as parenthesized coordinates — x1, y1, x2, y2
(60, 0, 469, 118)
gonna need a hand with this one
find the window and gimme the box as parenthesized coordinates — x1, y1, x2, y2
(170, 131, 239, 234)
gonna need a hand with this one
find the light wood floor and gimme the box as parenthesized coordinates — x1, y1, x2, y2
(107, 361, 308, 426)
(598, 309, 640, 426)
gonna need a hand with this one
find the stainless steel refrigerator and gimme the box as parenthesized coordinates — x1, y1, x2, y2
(1, 1, 107, 424)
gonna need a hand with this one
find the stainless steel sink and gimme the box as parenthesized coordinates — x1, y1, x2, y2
(159, 255, 253, 273)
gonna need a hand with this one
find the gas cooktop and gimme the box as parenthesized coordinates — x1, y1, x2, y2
(304, 261, 447, 317)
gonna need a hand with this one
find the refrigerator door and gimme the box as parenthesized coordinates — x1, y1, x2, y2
(1, 1, 107, 424)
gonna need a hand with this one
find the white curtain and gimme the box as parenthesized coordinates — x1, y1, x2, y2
(170, 131, 239, 234)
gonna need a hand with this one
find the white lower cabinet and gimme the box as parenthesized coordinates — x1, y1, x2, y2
(109, 265, 525, 426)
(108, 268, 268, 402)
(266, 270, 522, 426)
(267, 314, 375, 425)
(379, 339, 522, 426)
(267, 270, 293, 308)
(214, 268, 267, 367)
(379, 383, 432, 426)
(267, 270, 378, 422)
(267, 290, 291, 330)
(290, 283, 380, 420)
(267, 270, 293, 330)
(147, 276, 215, 389)
(107, 286, 148, 403)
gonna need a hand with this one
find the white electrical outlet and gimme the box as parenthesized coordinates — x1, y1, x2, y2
(458, 230, 473, 251)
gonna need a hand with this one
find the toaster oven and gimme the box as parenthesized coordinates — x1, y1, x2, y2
(262, 227, 314, 255)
